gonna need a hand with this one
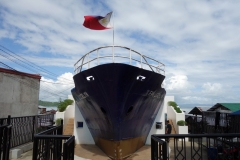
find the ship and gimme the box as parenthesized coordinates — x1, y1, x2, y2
(71, 46, 166, 159)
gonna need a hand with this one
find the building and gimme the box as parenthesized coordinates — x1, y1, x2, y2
(0, 67, 41, 118)
(207, 103, 240, 113)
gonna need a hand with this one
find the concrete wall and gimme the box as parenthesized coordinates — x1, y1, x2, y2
(146, 96, 174, 145)
(63, 104, 75, 130)
(55, 104, 75, 130)
(164, 96, 174, 114)
(74, 103, 95, 144)
(167, 105, 185, 133)
(0, 71, 40, 118)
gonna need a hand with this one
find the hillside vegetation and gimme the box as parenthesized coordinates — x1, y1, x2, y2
(38, 100, 59, 106)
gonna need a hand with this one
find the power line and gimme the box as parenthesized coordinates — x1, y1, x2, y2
(41, 80, 74, 85)
(0, 62, 72, 97)
(0, 44, 76, 100)
(0, 49, 39, 73)
(1, 61, 74, 98)
(0, 61, 18, 71)
(4, 73, 71, 99)
(40, 85, 74, 100)
(0, 45, 73, 82)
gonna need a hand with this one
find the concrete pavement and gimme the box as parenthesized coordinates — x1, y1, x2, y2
(11, 140, 209, 160)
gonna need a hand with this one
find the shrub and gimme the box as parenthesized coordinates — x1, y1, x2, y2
(168, 101, 183, 113)
(177, 120, 187, 126)
(64, 99, 74, 105)
(55, 118, 63, 126)
(57, 99, 74, 112)
(168, 101, 177, 107)
(175, 108, 182, 113)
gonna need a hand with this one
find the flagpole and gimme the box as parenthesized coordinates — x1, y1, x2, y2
(112, 11, 114, 63)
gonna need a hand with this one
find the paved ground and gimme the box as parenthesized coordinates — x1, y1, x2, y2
(74, 144, 151, 160)
(11, 149, 89, 160)
(10, 145, 151, 160)
(11, 140, 209, 160)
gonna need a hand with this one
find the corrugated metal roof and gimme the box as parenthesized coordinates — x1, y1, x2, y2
(188, 107, 203, 115)
(207, 103, 240, 112)
(219, 103, 240, 112)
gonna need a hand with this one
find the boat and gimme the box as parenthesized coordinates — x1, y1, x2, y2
(71, 46, 166, 159)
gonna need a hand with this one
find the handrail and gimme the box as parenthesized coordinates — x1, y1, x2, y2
(0, 124, 12, 160)
(74, 46, 165, 75)
(151, 133, 240, 160)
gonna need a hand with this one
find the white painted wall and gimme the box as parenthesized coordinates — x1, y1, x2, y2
(0, 71, 40, 118)
(54, 96, 75, 130)
(74, 103, 95, 144)
(167, 105, 186, 134)
(178, 126, 188, 141)
(63, 104, 75, 130)
(60, 95, 75, 130)
(146, 102, 165, 144)
(146, 96, 175, 145)
(164, 96, 174, 114)
(55, 95, 94, 144)
(55, 112, 65, 125)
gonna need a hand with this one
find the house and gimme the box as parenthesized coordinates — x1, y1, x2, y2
(207, 103, 240, 113)
(0, 67, 41, 118)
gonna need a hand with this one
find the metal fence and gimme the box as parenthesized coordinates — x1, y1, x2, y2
(186, 115, 203, 134)
(228, 115, 240, 133)
(0, 124, 12, 160)
(186, 112, 231, 134)
(151, 133, 240, 160)
(32, 120, 75, 160)
(0, 114, 54, 148)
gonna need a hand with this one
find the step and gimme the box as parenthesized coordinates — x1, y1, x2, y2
(63, 118, 74, 135)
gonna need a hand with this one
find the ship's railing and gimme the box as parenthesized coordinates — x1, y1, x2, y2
(74, 46, 165, 75)
(151, 133, 240, 160)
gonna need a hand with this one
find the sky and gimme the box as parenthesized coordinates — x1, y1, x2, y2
(0, 0, 240, 105)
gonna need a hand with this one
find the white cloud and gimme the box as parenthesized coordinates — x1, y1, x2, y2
(39, 72, 74, 102)
(1, 0, 240, 103)
(182, 96, 210, 104)
(202, 82, 223, 95)
(166, 75, 193, 91)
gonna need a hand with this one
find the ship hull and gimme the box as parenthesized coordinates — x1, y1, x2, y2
(72, 63, 166, 159)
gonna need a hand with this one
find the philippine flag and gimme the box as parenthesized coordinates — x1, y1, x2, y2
(83, 12, 113, 30)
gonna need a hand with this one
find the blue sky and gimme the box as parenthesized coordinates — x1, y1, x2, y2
(0, 0, 240, 105)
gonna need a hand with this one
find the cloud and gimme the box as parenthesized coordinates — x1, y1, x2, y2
(1, 0, 240, 103)
(182, 96, 210, 104)
(166, 75, 193, 91)
(39, 72, 74, 102)
(202, 82, 223, 95)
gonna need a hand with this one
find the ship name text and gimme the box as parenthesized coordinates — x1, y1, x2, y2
(79, 92, 89, 99)
(146, 90, 161, 99)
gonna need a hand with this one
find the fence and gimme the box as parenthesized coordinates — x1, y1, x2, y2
(32, 120, 75, 160)
(151, 133, 240, 160)
(0, 124, 12, 160)
(0, 114, 54, 148)
(186, 115, 203, 134)
(186, 112, 230, 134)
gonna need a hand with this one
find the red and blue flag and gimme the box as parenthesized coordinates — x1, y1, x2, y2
(83, 12, 113, 30)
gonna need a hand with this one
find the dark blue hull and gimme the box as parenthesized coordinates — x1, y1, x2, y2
(72, 63, 166, 159)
